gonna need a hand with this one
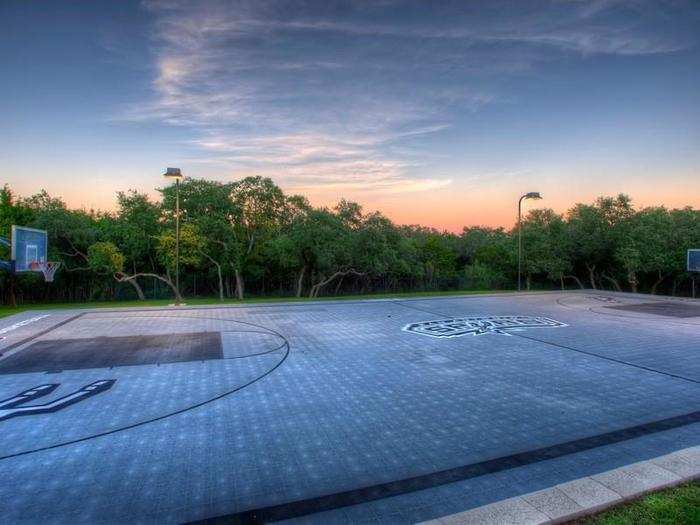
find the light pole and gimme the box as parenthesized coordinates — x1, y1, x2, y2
(164, 167, 184, 305)
(518, 191, 542, 292)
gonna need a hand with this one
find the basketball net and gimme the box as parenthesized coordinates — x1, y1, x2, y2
(29, 261, 61, 282)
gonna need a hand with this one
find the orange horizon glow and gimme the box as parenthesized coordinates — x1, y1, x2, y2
(5, 172, 698, 234)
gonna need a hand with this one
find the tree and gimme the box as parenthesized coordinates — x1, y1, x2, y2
(24, 190, 98, 271)
(335, 199, 363, 229)
(20, 191, 111, 302)
(566, 194, 633, 290)
(269, 208, 350, 297)
(94, 190, 164, 300)
(459, 227, 500, 265)
(615, 207, 675, 294)
(406, 226, 459, 290)
(108, 190, 162, 275)
(352, 212, 399, 292)
(668, 207, 700, 295)
(88, 241, 183, 303)
(392, 232, 425, 291)
(0, 185, 34, 240)
(156, 223, 204, 284)
(0, 186, 35, 306)
(2, 180, 699, 306)
(520, 209, 574, 290)
(161, 179, 236, 300)
(227, 177, 288, 299)
(461, 227, 514, 290)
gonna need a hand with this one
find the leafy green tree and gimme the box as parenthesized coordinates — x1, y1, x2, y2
(352, 212, 399, 291)
(92, 190, 165, 300)
(289, 203, 360, 298)
(88, 241, 183, 302)
(156, 223, 205, 278)
(161, 179, 236, 300)
(109, 190, 163, 275)
(566, 194, 633, 290)
(0, 186, 35, 306)
(669, 207, 700, 295)
(227, 176, 288, 299)
(23, 190, 98, 270)
(88, 241, 125, 274)
(615, 207, 675, 294)
(0, 185, 34, 242)
(269, 208, 349, 297)
(335, 199, 363, 229)
(422, 234, 457, 290)
(520, 209, 574, 290)
(405, 226, 459, 290)
(1, 180, 698, 305)
(392, 232, 425, 290)
(459, 227, 500, 265)
(461, 227, 515, 289)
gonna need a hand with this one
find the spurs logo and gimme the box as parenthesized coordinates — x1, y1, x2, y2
(0, 380, 116, 421)
(404, 315, 567, 338)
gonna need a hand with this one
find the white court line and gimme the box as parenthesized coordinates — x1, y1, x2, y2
(0, 315, 50, 336)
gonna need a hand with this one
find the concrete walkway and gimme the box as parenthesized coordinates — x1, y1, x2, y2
(420, 445, 700, 524)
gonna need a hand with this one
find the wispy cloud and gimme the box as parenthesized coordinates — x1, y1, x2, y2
(123, 0, 695, 196)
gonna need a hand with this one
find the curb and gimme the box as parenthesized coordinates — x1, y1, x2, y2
(418, 445, 700, 524)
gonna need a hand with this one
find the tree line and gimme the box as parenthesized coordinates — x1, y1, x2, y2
(0, 178, 698, 306)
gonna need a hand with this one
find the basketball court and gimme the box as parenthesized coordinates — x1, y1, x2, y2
(0, 289, 699, 523)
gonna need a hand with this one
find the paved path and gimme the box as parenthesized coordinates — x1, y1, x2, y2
(420, 445, 700, 524)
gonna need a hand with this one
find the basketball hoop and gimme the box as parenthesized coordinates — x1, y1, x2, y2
(29, 261, 60, 282)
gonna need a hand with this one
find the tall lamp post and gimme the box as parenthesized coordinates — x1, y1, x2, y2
(164, 167, 184, 305)
(518, 192, 542, 292)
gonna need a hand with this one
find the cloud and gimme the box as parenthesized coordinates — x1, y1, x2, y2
(187, 131, 452, 194)
(123, 0, 695, 196)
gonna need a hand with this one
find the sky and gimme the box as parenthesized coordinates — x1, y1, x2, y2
(1, 0, 699, 231)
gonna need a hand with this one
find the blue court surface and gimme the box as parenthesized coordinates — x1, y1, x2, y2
(0, 291, 698, 524)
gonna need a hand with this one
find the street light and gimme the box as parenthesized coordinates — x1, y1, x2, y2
(518, 191, 542, 292)
(163, 167, 184, 305)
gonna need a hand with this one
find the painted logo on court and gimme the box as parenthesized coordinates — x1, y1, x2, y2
(0, 380, 116, 422)
(403, 316, 567, 338)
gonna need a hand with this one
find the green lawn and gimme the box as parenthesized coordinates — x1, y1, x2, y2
(0, 289, 510, 319)
(579, 481, 699, 525)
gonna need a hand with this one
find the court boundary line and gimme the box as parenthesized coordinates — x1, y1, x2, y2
(0, 313, 85, 357)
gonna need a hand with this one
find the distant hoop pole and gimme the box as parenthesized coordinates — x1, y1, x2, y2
(517, 192, 542, 292)
(688, 249, 700, 299)
(0, 235, 10, 272)
(163, 167, 184, 305)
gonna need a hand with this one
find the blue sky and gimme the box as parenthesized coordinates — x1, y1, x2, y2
(1, 0, 698, 229)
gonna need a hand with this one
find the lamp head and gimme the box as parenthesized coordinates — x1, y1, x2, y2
(163, 167, 183, 179)
(525, 192, 541, 200)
